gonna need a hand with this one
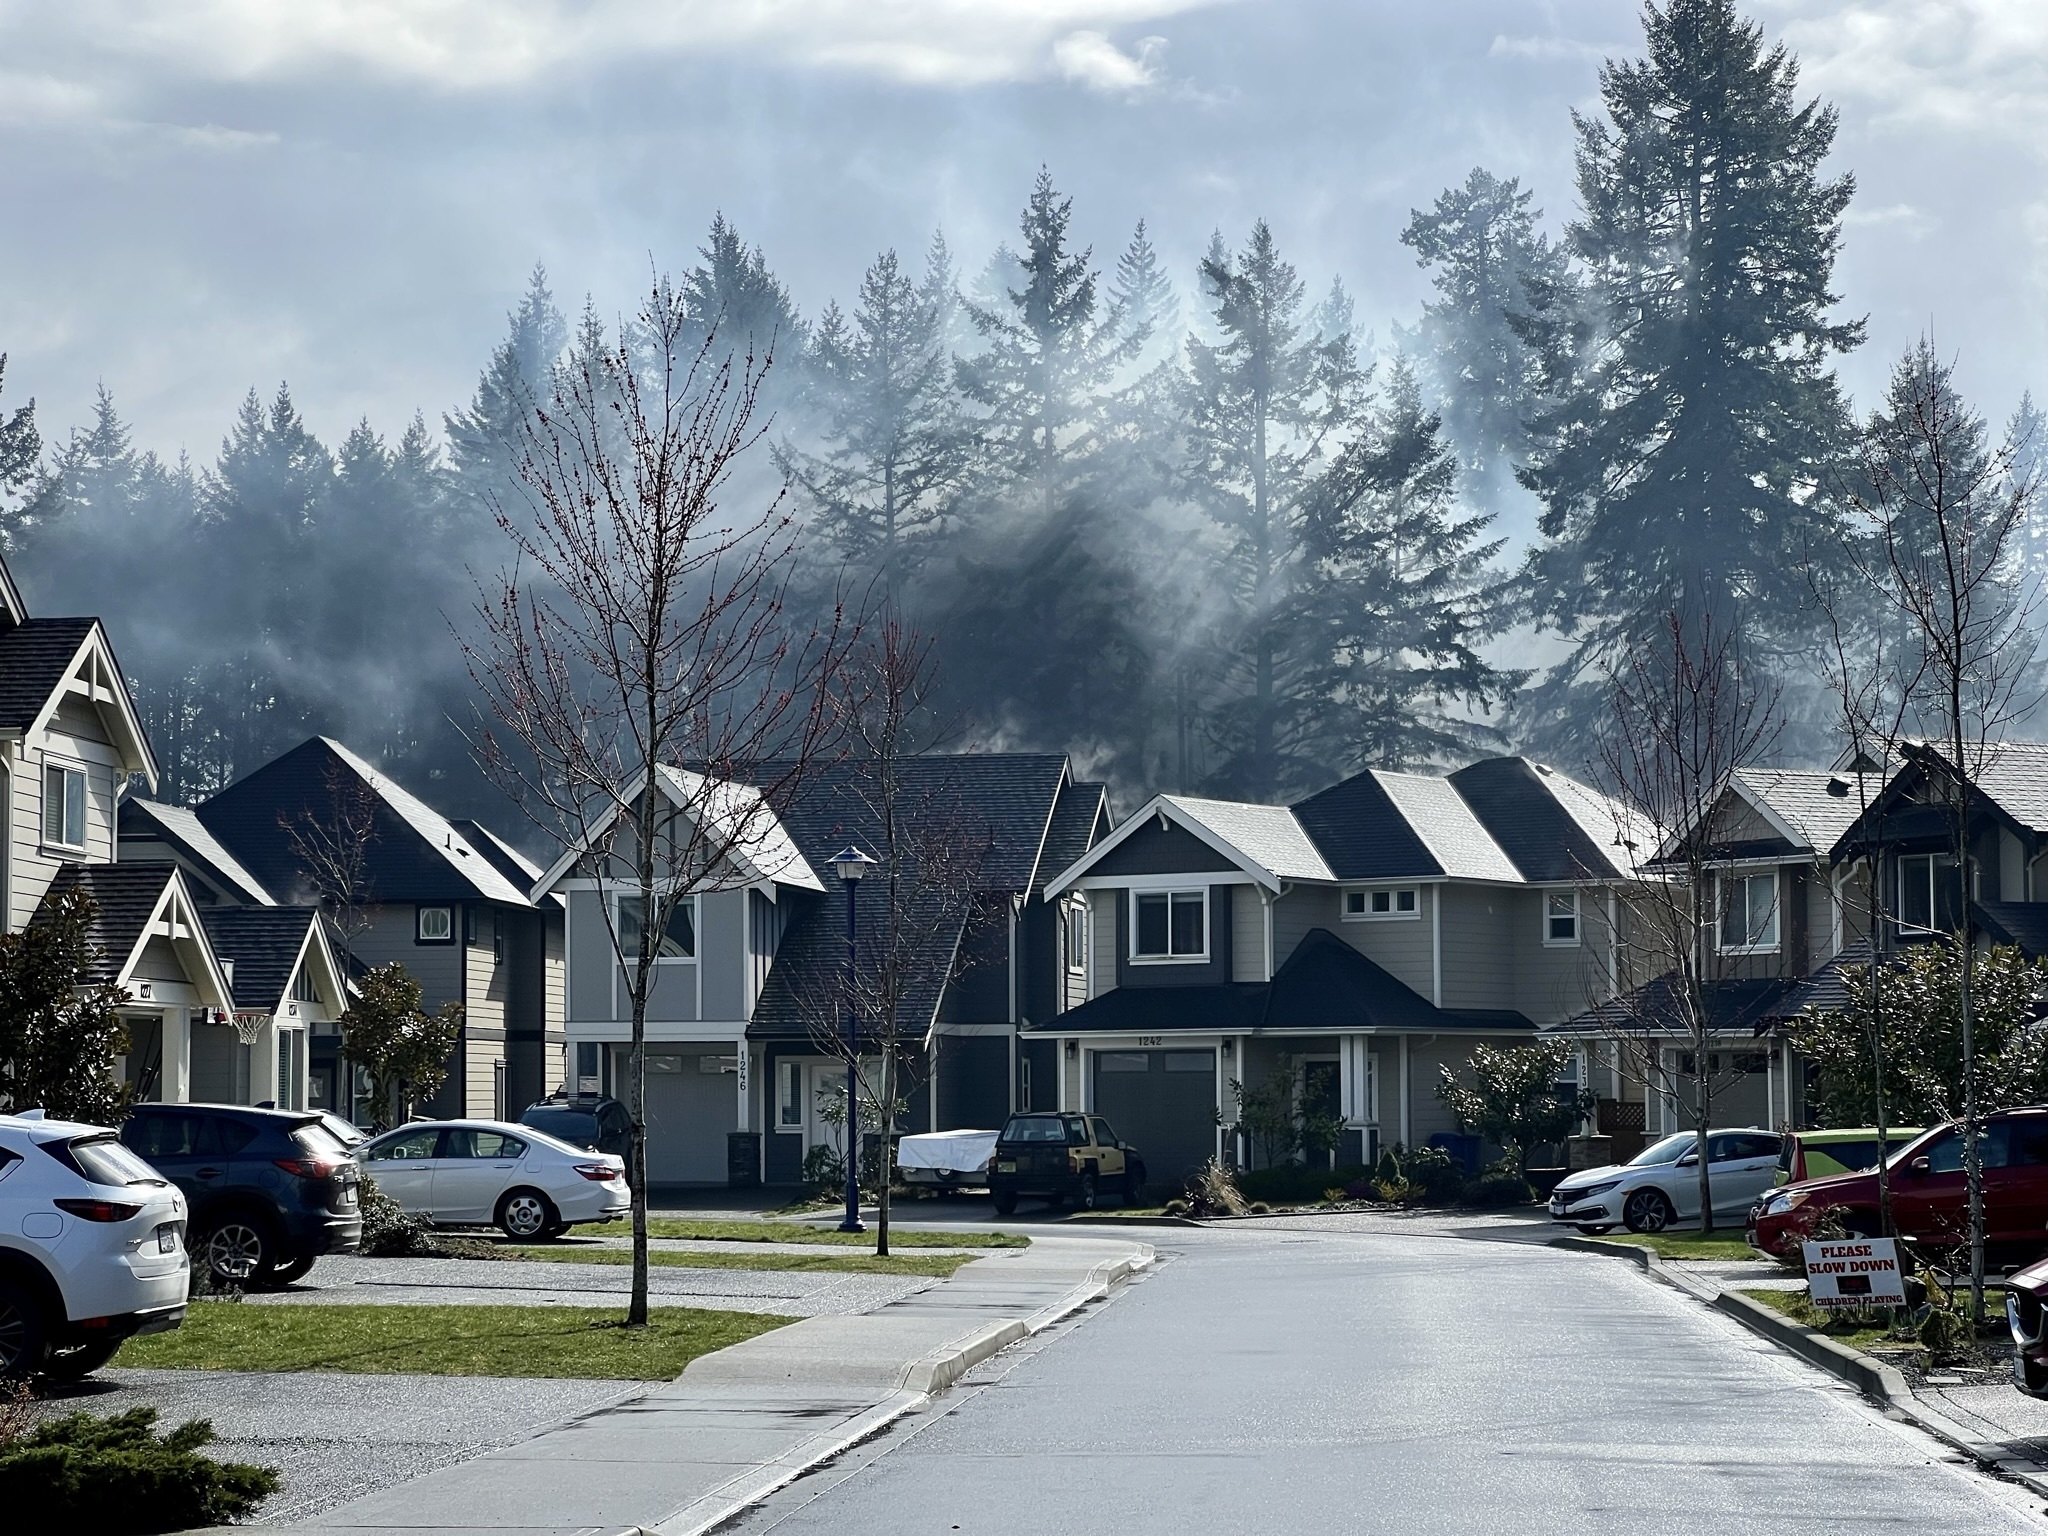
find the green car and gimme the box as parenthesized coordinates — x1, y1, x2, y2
(1775, 1126, 1924, 1186)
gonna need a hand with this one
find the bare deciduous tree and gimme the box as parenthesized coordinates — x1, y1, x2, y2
(467, 281, 851, 1327)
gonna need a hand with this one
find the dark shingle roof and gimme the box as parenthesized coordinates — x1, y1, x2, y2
(120, 799, 276, 905)
(1447, 757, 1631, 882)
(33, 863, 178, 984)
(1290, 771, 1444, 881)
(1038, 781, 1108, 894)
(1029, 979, 1271, 1036)
(197, 906, 321, 1011)
(0, 617, 94, 731)
(1553, 973, 1809, 1037)
(1976, 901, 2048, 958)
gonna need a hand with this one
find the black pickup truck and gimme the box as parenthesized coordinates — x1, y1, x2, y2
(988, 1113, 1146, 1215)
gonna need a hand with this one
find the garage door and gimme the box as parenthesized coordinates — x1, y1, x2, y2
(643, 1052, 736, 1185)
(1091, 1049, 1217, 1189)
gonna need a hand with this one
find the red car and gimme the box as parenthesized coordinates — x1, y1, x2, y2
(1747, 1107, 2048, 1266)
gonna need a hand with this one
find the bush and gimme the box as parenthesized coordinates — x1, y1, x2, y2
(1369, 1176, 1416, 1203)
(1163, 1198, 1191, 1217)
(1181, 1159, 1249, 1218)
(1237, 1163, 1369, 1206)
(0, 1407, 277, 1533)
(1372, 1146, 1403, 1188)
(1462, 1169, 1536, 1208)
(357, 1173, 438, 1257)
(1918, 1302, 1971, 1363)
(1403, 1146, 1464, 1205)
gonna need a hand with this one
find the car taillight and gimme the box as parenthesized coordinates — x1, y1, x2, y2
(275, 1156, 345, 1179)
(574, 1163, 620, 1182)
(54, 1198, 142, 1222)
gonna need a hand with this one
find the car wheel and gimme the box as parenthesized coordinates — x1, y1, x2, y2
(1623, 1189, 1675, 1234)
(0, 1276, 48, 1379)
(40, 1336, 122, 1383)
(498, 1188, 559, 1241)
(197, 1214, 277, 1285)
(1072, 1172, 1098, 1212)
(1576, 1225, 1614, 1236)
(992, 1189, 1018, 1217)
(264, 1254, 317, 1287)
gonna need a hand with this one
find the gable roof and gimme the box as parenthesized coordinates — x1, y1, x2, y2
(196, 737, 534, 907)
(1371, 771, 1524, 883)
(452, 819, 557, 908)
(121, 799, 277, 906)
(35, 862, 231, 1005)
(1448, 757, 1638, 882)
(0, 617, 157, 785)
(1037, 780, 1109, 896)
(0, 549, 24, 631)
(197, 906, 334, 1013)
(1046, 792, 1332, 895)
(1725, 769, 1872, 857)
(1287, 771, 1442, 881)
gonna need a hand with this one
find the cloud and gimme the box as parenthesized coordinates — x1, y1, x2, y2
(1053, 30, 1168, 95)
(1486, 33, 1608, 63)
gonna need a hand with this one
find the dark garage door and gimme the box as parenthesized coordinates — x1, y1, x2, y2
(1091, 1049, 1217, 1191)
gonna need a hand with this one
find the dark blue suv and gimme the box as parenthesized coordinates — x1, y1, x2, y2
(121, 1104, 361, 1288)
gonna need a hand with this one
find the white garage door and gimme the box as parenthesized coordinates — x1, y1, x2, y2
(643, 1051, 737, 1185)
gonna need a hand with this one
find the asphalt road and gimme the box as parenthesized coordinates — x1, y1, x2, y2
(733, 1218, 2048, 1536)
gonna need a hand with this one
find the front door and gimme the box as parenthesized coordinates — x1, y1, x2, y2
(806, 1060, 851, 1164)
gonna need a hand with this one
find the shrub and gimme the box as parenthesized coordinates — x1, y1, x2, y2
(1403, 1146, 1464, 1205)
(801, 1144, 845, 1196)
(1462, 1169, 1536, 1207)
(1181, 1159, 1249, 1218)
(357, 1173, 438, 1258)
(1372, 1146, 1403, 1188)
(1163, 1198, 1191, 1217)
(0, 1407, 277, 1533)
(1321, 1188, 1346, 1206)
(1369, 1176, 1416, 1203)
(1238, 1163, 1369, 1206)
(1917, 1302, 1971, 1363)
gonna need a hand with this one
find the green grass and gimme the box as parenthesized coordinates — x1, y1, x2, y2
(587, 1218, 1027, 1249)
(506, 1244, 973, 1277)
(1594, 1230, 1761, 1262)
(117, 1301, 787, 1379)
(1738, 1286, 1906, 1352)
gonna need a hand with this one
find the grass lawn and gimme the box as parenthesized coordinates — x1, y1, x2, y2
(589, 1218, 1027, 1249)
(1593, 1230, 1761, 1263)
(1737, 1286, 1906, 1352)
(117, 1301, 787, 1379)
(506, 1245, 972, 1277)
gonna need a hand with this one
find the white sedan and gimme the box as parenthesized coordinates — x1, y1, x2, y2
(355, 1119, 628, 1239)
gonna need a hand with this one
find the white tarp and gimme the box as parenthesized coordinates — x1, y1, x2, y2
(897, 1129, 999, 1175)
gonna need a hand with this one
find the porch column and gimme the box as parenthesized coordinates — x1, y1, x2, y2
(1397, 1035, 1411, 1149)
(734, 1039, 750, 1131)
(160, 1010, 191, 1104)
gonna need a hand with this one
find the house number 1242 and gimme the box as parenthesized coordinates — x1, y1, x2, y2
(1137, 1036, 1163, 1047)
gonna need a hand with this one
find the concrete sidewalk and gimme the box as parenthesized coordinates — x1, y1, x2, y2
(221, 1233, 1152, 1536)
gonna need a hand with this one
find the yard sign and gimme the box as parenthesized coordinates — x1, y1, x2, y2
(1801, 1237, 1906, 1309)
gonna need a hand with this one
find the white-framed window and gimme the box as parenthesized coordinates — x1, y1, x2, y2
(1544, 890, 1580, 946)
(1065, 903, 1087, 973)
(1344, 887, 1419, 921)
(41, 761, 86, 850)
(618, 894, 696, 959)
(415, 904, 454, 943)
(1131, 889, 1206, 961)
(1896, 853, 1963, 935)
(775, 1059, 803, 1131)
(291, 962, 322, 1006)
(1719, 871, 1780, 953)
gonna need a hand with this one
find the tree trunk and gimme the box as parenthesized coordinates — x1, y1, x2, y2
(876, 1044, 894, 1258)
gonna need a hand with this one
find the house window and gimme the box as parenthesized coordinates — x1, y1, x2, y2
(1718, 872, 1780, 952)
(291, 963, 321, 1006)
(1896, 854, 1963, 935)
(775, 1060, 803, 1130)
(1066, 904, 1087, 973)
(618, 895, 696, 959)
(575, 1041, 601, 1095)
(1132, 890, 1205, 960)
(416, 905, 454, 943)
(1545, 891, 1580, 946)
(1345, 888, 1419, 921)
(42, 762, 85, 849)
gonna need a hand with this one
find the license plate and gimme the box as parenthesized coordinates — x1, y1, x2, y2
(996, 1161, 1016, 1173)
(339, 1185, 358, 1207)
(157, 1228, 178, 1254)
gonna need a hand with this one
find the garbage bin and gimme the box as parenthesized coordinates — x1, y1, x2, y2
(726, 1131, 761, 1188)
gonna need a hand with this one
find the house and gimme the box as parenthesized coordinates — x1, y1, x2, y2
(1035, 757, 1641, 1184)
(537, 753, 1107, 1187)
(122, 737, 565, 1122)
(0, 549, 329, 1111)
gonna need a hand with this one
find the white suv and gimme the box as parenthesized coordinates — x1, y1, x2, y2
(0, 1111, 189, 1379)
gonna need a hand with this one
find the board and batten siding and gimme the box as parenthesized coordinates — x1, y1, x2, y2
(1230, 885, 1266, 982)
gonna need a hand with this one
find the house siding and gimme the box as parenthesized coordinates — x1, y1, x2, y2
(1088, 821, 1237, 877)
(351, 907, 464, 1010)
(1231, 885, 1265, 982)
(1088, 889, 1118, 998)
(1328, 885, 1432, 1002)
(1510, 887, 1611, 1026)
(1271, 885, 1340, 970)
(1436, 885, 1513, 1013)
(567, 890, 612, 1021)
(698, 889, 746, 1022)
(11, 706, 124, 930)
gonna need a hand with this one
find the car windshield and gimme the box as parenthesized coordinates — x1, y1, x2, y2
(61, 1133, 166, 1187)
(1003, 1116, 1069, 1144)
(1629, 1133, 1697, 1167)
(522, 1108, 601, 1146)
(293, 1122, 351, 1157)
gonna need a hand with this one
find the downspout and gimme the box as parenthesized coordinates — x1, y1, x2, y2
(1430, 886, 1443, 1008)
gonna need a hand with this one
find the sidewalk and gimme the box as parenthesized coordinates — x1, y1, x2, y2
(220, 1232, 1152, 1536)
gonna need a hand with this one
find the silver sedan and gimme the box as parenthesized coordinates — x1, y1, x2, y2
(355, 1119, 628, 1239)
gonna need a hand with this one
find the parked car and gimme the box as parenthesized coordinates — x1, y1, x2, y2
(988, 1113, 1145, 1215)
(0, 1111, 188, 1380)
(518, 1094, 630, 1160)
(1749, 1107, 2048, 1266)
(355, 1119, 628, 1239)
(1547, 1128, 1782, 1234)
(120, 1103, 362, 1288)
(2007, 1252, 2048, 1394)
(1775, 1126, 1923, 1186)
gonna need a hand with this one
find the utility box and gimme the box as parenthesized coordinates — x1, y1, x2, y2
(726, 1131, 761, 1188)
(1565, 1135, 1614, 1170)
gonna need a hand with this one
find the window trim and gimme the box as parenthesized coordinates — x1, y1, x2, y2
(415, 904, 455, 944)
(1717, 870, 1781, 955)
(1543, 889, 1581, 948)
(1129, 887, 1209, 964)
(616, 892, 698, 963)
(774, 1059, 804, 1133)
(1065, 902, 1088, 974)
(40, 758, 88, 853)
(1343, 887, 1420, 922)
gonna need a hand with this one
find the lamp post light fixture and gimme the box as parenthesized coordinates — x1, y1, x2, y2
(829, 846, 876, 1235)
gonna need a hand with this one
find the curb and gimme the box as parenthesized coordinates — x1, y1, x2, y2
(646, 1244, 1155, 1536)
(1550, 1235, 2048, 1500)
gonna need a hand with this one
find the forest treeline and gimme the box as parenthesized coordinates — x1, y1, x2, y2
(4, 0, 2044, 821)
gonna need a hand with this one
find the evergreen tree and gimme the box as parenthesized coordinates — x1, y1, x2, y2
(2005, 390, 2048, 592)
(1183, 219, 1358, 799)
(780, 247, 967, 600)
(1401, 167, 1570, 499)
(445, 265, 566, 518)
(0, 355, 38, 538)
(1518, 0, 1862, 734)
(1111, 220, 1178, 371)
(1302, 358, 1519, 769)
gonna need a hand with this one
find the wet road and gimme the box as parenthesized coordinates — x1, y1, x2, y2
(733, 1217, 2048, 1536)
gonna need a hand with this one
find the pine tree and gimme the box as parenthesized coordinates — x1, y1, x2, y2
(779, 247, 967, 600)
(1110, 220, 1177, 370)
(445, 265, 567, 517)
(1401, 167, 1570, 499)
(1302, 358, 1519, 770)
(1183, 219, 1358, 800)
(2005, 391, 2048, 592)
(0, 355, 38, 540)
(1519, 0, 1862, 729)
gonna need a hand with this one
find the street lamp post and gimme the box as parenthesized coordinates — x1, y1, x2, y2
(829, 846, 876, 1235)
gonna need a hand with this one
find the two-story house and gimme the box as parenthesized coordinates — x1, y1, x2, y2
(536, 753, 1107, 1188)
(0, 549, 340, 1112)
(1035, 756, 1640, 1185)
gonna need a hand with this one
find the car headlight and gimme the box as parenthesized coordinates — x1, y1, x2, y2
(1567, 1181, 1620, 1201)
(1762, 1190, 1809, 1217)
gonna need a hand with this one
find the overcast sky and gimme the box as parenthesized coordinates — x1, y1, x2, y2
(2, 0, 2044, 476)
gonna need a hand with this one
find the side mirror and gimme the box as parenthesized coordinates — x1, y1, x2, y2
(1907, 1156, 1930, 1177)
(1677, 1154, 1698, 1168)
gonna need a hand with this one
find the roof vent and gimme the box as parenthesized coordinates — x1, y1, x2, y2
(1156, 810, 1170, 833)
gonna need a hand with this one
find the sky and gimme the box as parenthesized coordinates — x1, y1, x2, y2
(2, 0, 2046, 492)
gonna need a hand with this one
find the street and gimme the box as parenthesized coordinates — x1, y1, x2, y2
(733, 1217, 2048, 1536)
